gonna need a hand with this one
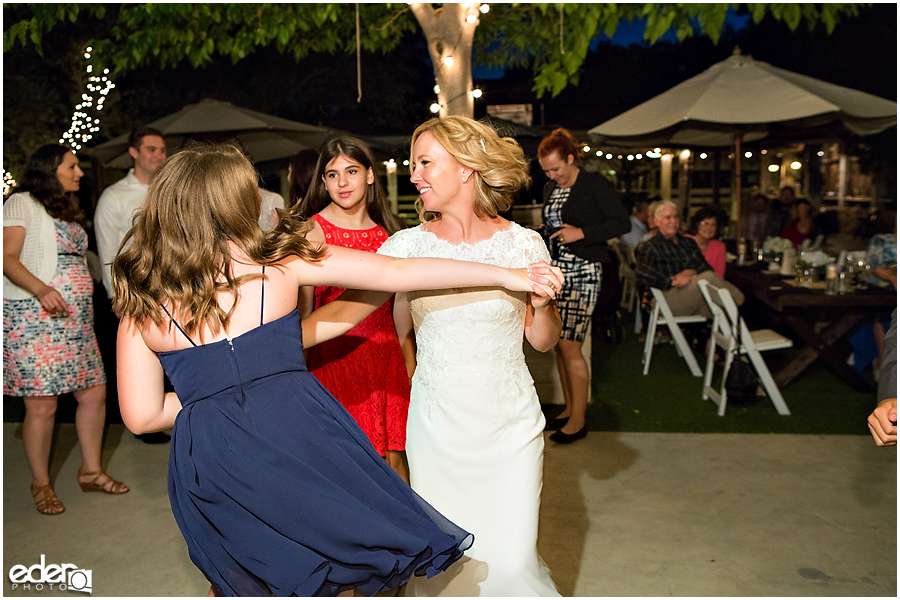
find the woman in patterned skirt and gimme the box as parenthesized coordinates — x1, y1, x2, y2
(3, 144, 128, 515)
(537, 128, 630, 444)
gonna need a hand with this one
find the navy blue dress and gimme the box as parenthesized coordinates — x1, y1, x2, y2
(157, 304, 472, 596)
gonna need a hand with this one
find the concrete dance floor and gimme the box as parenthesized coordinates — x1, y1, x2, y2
(3, 422, 896, 596)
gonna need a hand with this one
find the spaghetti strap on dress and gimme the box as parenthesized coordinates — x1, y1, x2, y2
(156, 267, 472, 596)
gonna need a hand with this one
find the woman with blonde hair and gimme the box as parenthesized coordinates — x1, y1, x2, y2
(113, 143, 561, 596)
(372, 116, 563, 595)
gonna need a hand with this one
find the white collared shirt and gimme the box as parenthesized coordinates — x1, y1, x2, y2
(94, 169, 148, 299)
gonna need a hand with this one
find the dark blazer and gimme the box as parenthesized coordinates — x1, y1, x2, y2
(542, 170, 630, 264)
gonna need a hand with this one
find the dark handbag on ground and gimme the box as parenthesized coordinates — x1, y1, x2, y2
(724, 315, 759, 406)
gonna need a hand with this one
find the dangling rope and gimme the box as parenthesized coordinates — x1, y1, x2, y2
(356, 3, 363, 103)
(559, 4, 565, 54)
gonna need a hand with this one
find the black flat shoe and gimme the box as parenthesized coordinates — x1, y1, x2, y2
(544, 417, 569, 431)
(549, 426, 587, 444)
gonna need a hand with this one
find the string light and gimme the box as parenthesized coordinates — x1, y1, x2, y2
(59, 47, 115, 151)
(4, 46, 114, 196)
(3, 170, 16, 197)
(429, 87, 484, 115)
(480, 3, 490, 13)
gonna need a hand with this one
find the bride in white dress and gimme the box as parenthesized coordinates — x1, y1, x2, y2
(378, 116, 562, 596)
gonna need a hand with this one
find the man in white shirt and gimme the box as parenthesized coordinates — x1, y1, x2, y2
(95, 126, 167, 300)
(94, 125, 168, 443)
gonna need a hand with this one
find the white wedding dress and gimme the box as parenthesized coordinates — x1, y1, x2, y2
(379, 222, 559, 597)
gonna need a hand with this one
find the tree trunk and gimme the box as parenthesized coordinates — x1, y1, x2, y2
(411, 3, 478, 118)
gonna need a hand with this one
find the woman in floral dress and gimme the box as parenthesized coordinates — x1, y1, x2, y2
(3, 144, 128, 515)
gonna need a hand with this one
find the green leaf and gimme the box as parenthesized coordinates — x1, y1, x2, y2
(750, 3, 768, 24)
(782, 3, 802, 30)
(644, 8, 675, 43)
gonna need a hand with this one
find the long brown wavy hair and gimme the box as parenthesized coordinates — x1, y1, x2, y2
(410, 116, 529, 222)
(295, 136, 405, 235)
(112, 144, 324, 336)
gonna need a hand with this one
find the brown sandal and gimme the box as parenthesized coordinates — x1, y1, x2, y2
(77, 468, 129, 494)
(31, 483, 65, 515)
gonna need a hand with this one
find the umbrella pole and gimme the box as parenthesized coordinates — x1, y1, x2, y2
(734, 126, 743, 241)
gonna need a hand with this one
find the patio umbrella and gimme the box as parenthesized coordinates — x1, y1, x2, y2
(91, 98, 340, 168)
(588, 49, 897, 239)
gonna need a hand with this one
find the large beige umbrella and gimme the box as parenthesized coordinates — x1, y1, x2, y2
(91, 98, 340, 168)
(589, 49, 897, 238)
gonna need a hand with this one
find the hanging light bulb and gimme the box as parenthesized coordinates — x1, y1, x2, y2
(480, 4, 490, 13)
(430, 103, 441, 114)
(466, 12, 477, 23)
(443, 56, 454, 67)
(433, 84, 440, 94)
(472, 88, 482, 99)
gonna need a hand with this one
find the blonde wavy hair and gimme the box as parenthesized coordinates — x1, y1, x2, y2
(112, 144, 323, 336)
(410, 116, 530, 222)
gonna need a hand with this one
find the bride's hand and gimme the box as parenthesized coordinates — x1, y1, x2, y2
(527, 261, 563, 307)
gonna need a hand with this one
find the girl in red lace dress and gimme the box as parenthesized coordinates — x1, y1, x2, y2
(296, 137, 414, 482)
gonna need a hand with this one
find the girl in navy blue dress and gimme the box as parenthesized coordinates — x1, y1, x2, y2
(112, 144, 562, 596)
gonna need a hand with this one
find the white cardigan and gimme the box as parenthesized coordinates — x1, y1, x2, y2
(3, 192, 59, 300)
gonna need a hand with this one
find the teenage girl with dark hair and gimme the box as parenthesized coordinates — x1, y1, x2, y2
(296, 136, 413, 481)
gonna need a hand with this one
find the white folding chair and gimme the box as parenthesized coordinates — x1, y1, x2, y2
(698, 279, 794, 416)
(642, 287, 706, 377)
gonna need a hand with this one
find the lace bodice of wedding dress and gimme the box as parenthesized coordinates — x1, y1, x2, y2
(379, 222, 559, 597)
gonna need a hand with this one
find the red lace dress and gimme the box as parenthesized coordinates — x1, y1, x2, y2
(306, 214, 411, 455)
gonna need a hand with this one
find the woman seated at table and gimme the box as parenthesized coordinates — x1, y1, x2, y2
(685, 206, 726, 278)
(780, 198, 818, 247)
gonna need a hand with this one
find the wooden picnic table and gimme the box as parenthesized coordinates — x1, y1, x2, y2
(726, 264, 896, 392)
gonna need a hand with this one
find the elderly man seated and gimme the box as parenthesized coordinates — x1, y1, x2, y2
(635, 200, 744, 317)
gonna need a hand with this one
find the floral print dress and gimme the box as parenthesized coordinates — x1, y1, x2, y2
(3, 219, 106, 396)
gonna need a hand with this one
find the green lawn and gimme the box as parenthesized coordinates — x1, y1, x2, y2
(544, 322, 880, 436)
